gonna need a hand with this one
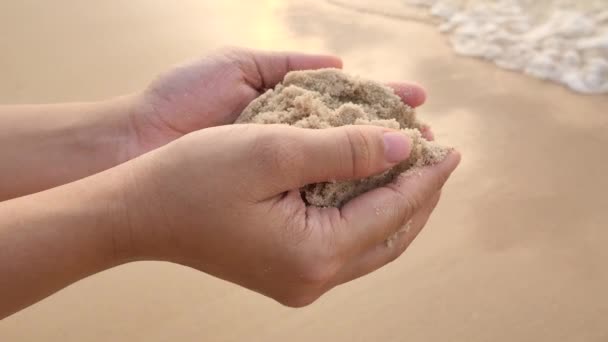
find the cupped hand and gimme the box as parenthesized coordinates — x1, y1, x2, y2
(125, 47, 429, 158)
(118, 124, 459, 307)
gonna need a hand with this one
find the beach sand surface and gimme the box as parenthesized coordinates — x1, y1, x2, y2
(1, 1, 608, 341)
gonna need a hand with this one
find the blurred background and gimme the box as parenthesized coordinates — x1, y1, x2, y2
(0, 0, 607, 341)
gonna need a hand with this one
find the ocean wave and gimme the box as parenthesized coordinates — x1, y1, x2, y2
(329, 0, 608, 94)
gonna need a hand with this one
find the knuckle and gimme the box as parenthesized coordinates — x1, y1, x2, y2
(402, 193, 421, 218)
(213, 47, 258, 80)
(343, 127, 375, 178)
(387, 199, 409, 225)
(386, 186, 418, 222)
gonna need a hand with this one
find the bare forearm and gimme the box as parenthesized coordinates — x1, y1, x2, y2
(0, 96, 136, 200)
(0, 169, 130, 319)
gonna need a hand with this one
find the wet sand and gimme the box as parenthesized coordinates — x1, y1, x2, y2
(1, 0, 608, 341)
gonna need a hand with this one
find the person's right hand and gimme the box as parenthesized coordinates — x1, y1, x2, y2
(115, 124, 460, 307)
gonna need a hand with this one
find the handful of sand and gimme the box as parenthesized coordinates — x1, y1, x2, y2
(236, 69, 450, 207)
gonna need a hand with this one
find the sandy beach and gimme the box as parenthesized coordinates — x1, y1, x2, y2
(1, 0, 608, 341)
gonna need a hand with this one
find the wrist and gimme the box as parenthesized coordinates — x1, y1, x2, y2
(100, 148, 182, 263)
(79, 109, 186, 263)
(121, 92, 186, 161)
(67, 164, 143, 266)
(95, 94, 144, 164)
(86, 92, 173, 165)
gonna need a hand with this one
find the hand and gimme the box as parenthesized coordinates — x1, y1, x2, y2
(125, 47, 430, 158)
(119, 124, 460, 307)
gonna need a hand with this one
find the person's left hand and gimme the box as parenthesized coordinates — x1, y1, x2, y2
(124, 47, 430, 158)
(113, 123, 459, 307)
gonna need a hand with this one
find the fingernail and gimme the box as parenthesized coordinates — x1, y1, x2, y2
(383, 132, 411, 163)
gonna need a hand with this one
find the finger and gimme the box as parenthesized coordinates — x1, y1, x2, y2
(249, 49, 343, 89)
(333, 191, 442, 285)
(419, 124, 435, 141)
(385, 82, 433, 139)
(254, 125, 413, 193)
(386, 82, 427, 108)
(336, 151, 460, 256)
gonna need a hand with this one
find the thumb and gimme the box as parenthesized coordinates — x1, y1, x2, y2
(258, 125, 412, 192)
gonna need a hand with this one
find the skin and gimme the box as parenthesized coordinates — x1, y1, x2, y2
(0, 48, 459, 319)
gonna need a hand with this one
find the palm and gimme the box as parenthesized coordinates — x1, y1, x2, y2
(130, 48, 427, 156)
(142, 51, 267, 134)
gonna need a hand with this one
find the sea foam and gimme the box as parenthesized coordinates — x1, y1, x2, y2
(328, 0, 608, 94)
(406, 0, 608, 94)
